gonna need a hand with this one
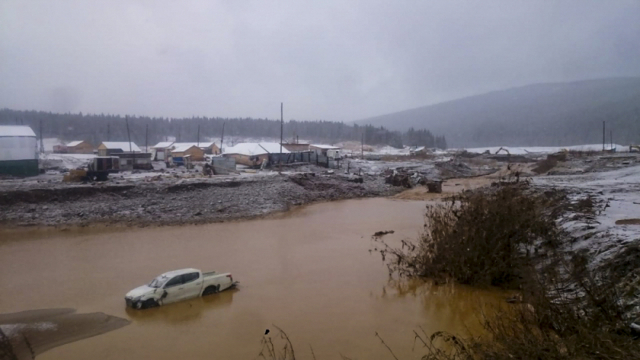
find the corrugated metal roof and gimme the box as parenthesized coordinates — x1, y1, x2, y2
(223, 142, 290, 156)
(66, 140, 85, 147)
(151, 141, 174, 149)
(0, 126, 36, 137)
(101, 141, 141, 152)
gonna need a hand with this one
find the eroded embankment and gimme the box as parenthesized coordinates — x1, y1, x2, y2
(0, 173, 400, 228)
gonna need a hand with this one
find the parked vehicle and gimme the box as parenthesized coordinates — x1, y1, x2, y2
(125, 268, 237, 309)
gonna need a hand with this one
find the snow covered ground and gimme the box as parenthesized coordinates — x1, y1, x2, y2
(462, 144, 626, 155)
(534, 165, 640, 264)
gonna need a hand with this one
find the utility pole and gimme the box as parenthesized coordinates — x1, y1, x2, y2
(280, 102, 283, 156)
(361, 132, 364, 159)
(197, 124, 200, 147)
(126, 116, 132, 152)
(602, 121, 606, 151)
(39, 119, 44, 153)
(145, 123, 149, 153)
(220, 122, 225, 154)
(610, 130, 613, 151)
(107, 122, 110, 141)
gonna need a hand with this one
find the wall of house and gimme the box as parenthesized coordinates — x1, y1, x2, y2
(69, 142, 94, 154)
(224, 153, 268, 167)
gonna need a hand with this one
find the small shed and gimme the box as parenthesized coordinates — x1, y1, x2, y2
(150, 141, 174, 161)
(170, 144, 205, 162)
(66, 140, 94, 154)
(97, 142, 141, 156)
(310, 144, 341, 159)
(116, 153, 152, 171)
(223, 142, 290, 167)
(0, 125, 38, 177)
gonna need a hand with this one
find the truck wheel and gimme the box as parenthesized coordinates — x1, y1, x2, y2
(203, 285, 218, 296)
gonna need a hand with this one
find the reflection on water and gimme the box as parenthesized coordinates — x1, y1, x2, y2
(0, 309, 129, 360)
(0, 198, 506, 360)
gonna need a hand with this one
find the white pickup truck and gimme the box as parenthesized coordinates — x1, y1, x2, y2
(125, 268, 237, 309)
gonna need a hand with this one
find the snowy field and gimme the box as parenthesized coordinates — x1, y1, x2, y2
(534, 164, 640, 264)
(462, 143, 625, 155)
(39, 153, 96, 170)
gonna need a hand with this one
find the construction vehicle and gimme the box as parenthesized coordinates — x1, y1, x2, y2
(64, 156, 120, 182)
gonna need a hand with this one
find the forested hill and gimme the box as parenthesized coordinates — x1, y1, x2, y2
(0, 109, 447, 149)
(356, 77, 640, 148)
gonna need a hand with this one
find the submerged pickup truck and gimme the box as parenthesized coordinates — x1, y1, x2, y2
(125, 268, 237, 309)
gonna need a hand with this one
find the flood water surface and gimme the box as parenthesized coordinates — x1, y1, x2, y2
(0, 198, 505, 359)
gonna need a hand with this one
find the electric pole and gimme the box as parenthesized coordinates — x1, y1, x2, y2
(280, 102, 283, 156)
(39, 119, 44, 153)
(197, 124, 200, 147)
(602, 121, 606, 151)
(145, 123, 149, 153)
(361, 132, 364, 159)
(220, 122, 225, 154)
(107, 122, 110, 141)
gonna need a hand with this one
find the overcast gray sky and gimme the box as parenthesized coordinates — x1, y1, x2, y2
(1, 0, 639, 121)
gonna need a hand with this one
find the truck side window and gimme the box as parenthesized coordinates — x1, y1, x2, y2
(182, 272, 199, 283)
(164, 276, 183, 288)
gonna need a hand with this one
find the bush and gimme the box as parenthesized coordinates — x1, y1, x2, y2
(377, 184, 562, 287)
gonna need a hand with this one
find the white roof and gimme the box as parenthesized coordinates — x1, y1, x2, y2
(171, 143, 200, 152)
(0, 125, 36, 137)
(172, 142, 216, 149)
(224, 142, 290, 156)
(151, 141, 174, 149)
(311, 144, 340, 150)
(161, 268, 199, 277)
(101, 141, 141, 152)
(66, 140, 86, 147)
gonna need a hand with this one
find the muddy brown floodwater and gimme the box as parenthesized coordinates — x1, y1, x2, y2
(0, 198, 506, 360)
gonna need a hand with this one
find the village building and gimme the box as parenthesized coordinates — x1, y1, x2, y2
(0, 125, 39, 177)
(310, 144, 342, 159)
(281, 143, 310, 152)
(97, 142, 141, 156)
(223, 142, 289, 167)
(65, 140, 94, 154)
(172, 142, 220, 155)
(116, 152, 152, 171)
(170, 143, 206, 163)
(150, 141, 174, 161)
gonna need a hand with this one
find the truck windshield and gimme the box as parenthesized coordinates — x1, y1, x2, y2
(149, 276, 168, 288)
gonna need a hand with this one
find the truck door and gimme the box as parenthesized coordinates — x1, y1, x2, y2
(181, 272, 203, 300)
(162, 275, 185, 304)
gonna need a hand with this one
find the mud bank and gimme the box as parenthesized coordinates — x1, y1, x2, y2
(0, 173, 401, 228)
(0, 309, 129, 360)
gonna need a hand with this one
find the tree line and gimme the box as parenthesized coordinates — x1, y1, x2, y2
(0, 108, 447, 149)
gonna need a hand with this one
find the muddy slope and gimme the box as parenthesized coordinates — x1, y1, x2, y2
(0, 173, 399, 228)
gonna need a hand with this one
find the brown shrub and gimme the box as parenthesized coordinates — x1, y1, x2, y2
(376, 184, 562, 287)
(532, 157, 559, 174)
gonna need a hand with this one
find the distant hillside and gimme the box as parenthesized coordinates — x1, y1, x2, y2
(356, 78, 640, 148)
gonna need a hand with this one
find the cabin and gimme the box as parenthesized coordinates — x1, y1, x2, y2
(172, 142, 220, 156)
(66, 140, 94, 154)
(223, 142, 289, 167)
(0, 125, 38, 177)
(150, 141, 174, 161)
(97, 142, 141, 156)
(170, 144, 205, 164)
